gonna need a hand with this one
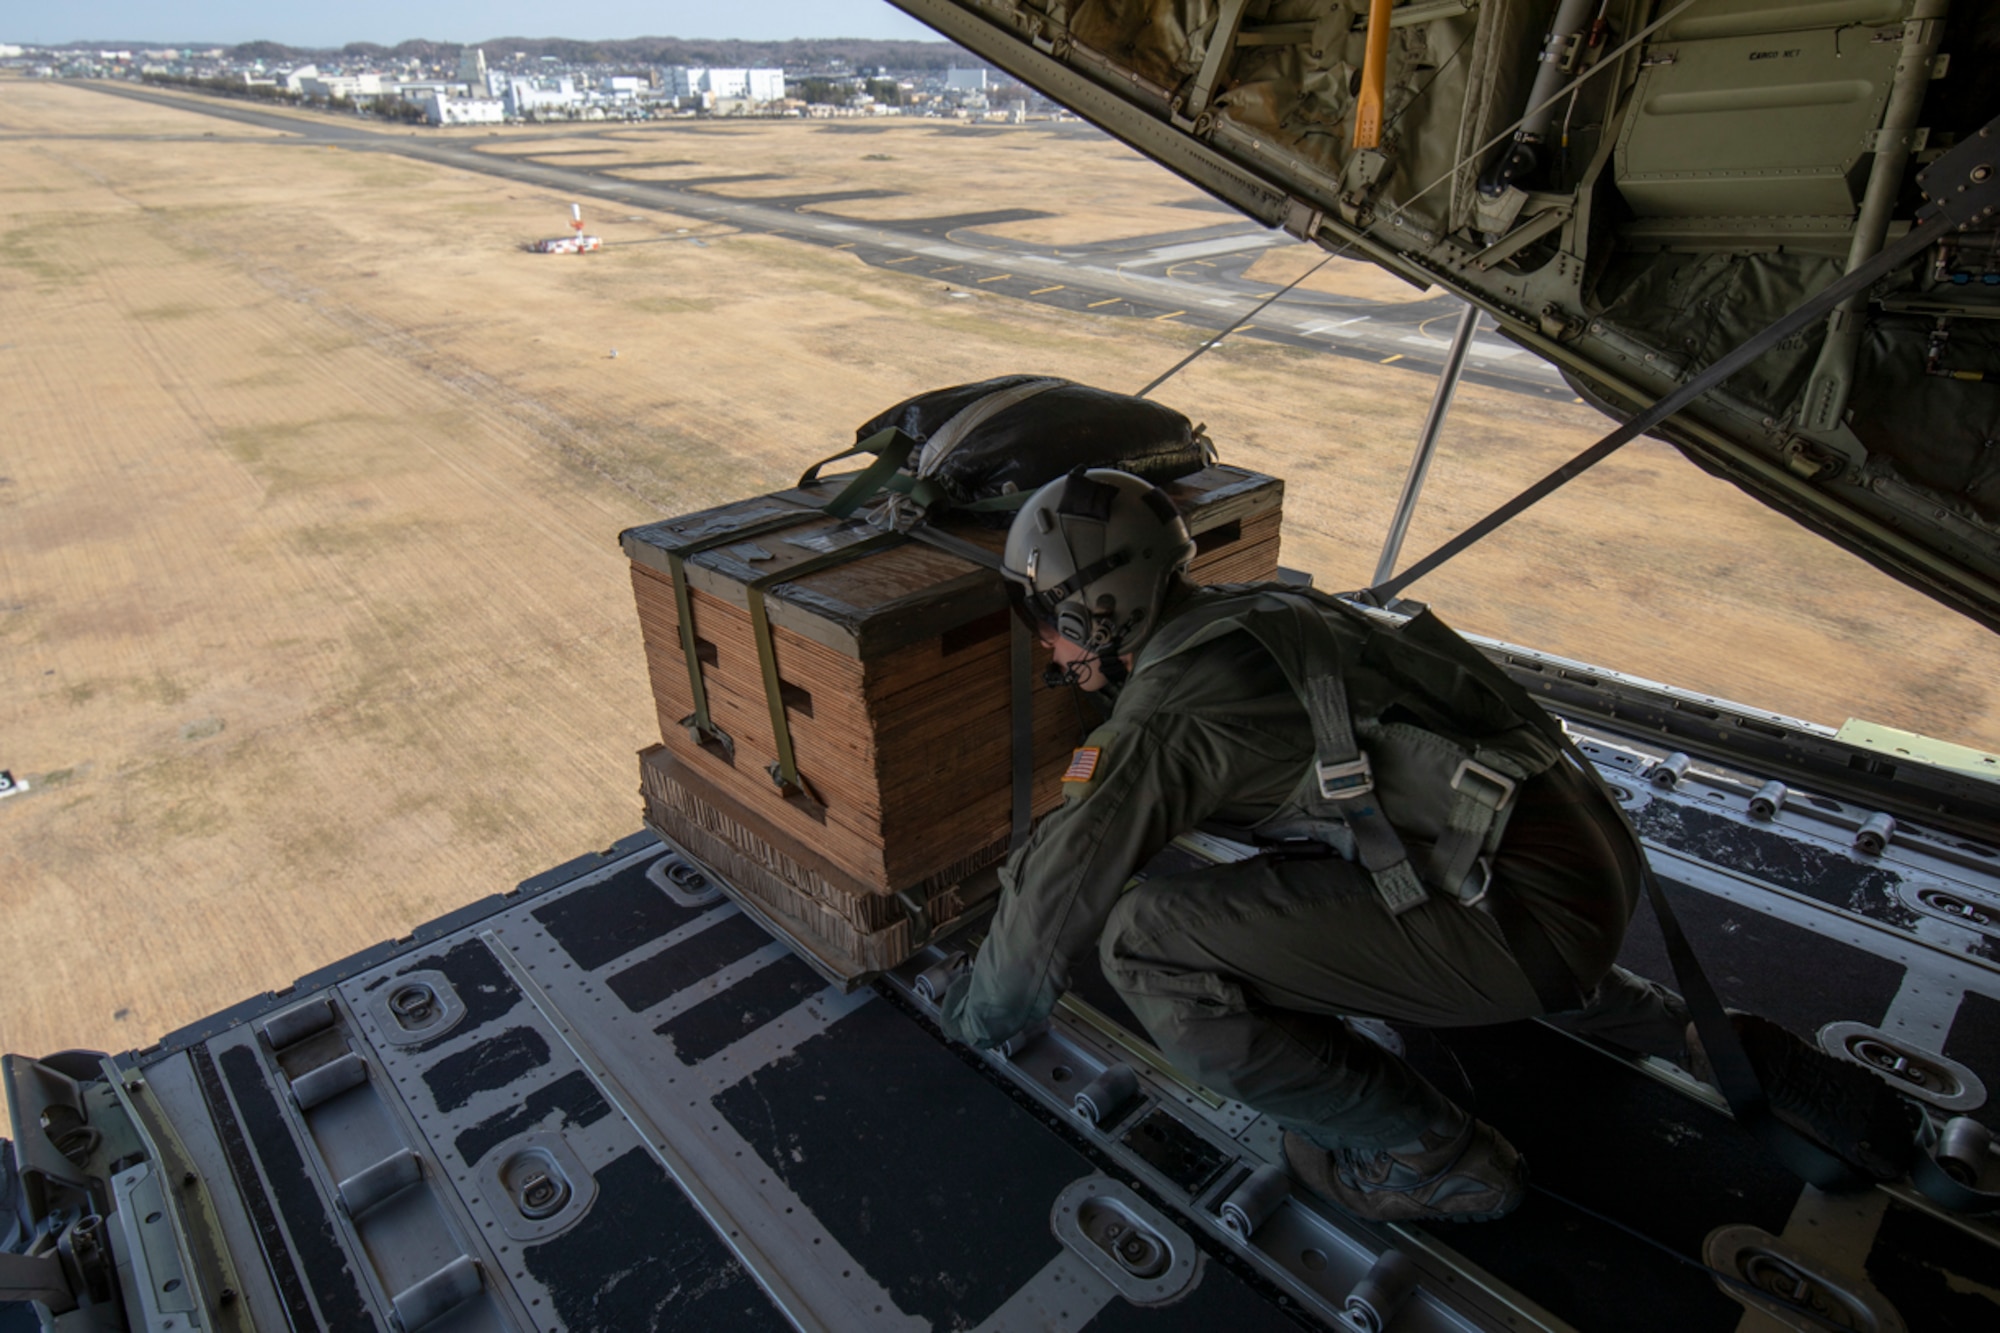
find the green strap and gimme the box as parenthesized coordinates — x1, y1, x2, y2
(662, 509, 824, 750)
(745, 531, 908, 812)
(1236, 598, 1429, 916)
(800, 428, 922, 519)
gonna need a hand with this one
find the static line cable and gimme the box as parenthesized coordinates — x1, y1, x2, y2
(1528, 1183, 1856, 1333)
(1134, 248, 1343, 399)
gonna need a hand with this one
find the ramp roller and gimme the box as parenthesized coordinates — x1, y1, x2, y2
(1217, 1163, 1289, 1241)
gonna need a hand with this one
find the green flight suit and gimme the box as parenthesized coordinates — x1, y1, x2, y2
(939, 587, 1685, 1150)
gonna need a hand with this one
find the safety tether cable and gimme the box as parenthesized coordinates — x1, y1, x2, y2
(1133, 250, 1341, 399)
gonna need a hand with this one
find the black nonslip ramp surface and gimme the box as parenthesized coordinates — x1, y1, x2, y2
(452, 1067, 612, 1168)
(422, 1025, 551, 1111)
(1944, 990, 2000, 1132)
(531, 867, 707, 971)
(610, 910, 774, 1013)
(709, 994, 1314, 1330)
(715, 999, 1078, 1327)
(1613, 877, 1907, 1036)
(1631, 800, 1914, 923)
(519, 1146, 789, 1332)
(654, 953, 829, 1063)
(1866, 1201, 2000, 1333)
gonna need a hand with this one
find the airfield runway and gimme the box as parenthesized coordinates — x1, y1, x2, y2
(80, 81, 1567, 400)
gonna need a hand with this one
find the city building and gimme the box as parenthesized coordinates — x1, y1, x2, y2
(298, 73, 384, 102)
(945, 67, 988, 92)
(420, 91, 504, 126)
(664, 66, 785, 105)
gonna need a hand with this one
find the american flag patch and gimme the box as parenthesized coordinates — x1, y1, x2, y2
(1063, 746, 1102, 783)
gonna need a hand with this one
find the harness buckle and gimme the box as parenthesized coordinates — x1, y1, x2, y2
(1315, 754, 1375, 802)
(1458, 856, 1494, 907)
(1451, 758, 1517, 811)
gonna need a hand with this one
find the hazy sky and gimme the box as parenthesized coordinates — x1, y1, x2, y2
(5, 2, 942, 47)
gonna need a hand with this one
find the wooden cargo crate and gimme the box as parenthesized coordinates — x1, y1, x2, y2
(621, 465, 1283, 967)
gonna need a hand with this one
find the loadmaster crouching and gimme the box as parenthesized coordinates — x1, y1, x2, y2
(938, 467, 1693, 1224)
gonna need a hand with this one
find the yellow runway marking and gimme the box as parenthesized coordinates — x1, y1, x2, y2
(1030, 285, 1064, 295)
(882, 256, 917, 265)
(932, 265, 963, 274)
(1154, 310, 1186, 321)
(1088, 297, 1122, 308)
(833, 242, 856, 249)
(1380, 354, 1404, 364)
(977, 273, 1012, 283)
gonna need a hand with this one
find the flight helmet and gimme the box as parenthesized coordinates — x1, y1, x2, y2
(1002, 468, 1195, 671)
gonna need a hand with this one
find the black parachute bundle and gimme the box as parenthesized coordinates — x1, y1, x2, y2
(802, 375, 1216, 528)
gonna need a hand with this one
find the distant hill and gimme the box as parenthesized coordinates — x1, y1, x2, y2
(50, 35, 985, 74)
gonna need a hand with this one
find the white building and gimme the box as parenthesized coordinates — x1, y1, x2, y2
(281, 64, 318, 92)
(299, 73, 384, 102)
(505, 76, 583, 116)
(945, 67, 988, 92)
(456, 46, 486, 85)
(664, 66, 784, 104)
(602, 74, 644, 97)
(422, 92, 504, 125)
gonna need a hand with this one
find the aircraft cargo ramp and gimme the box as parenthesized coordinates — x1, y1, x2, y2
(6, 670, 1998, 1333)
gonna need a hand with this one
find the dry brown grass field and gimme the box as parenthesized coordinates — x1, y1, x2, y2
(3, 79, 1998, 1125)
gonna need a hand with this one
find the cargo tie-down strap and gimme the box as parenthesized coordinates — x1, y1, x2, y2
(746, 530, 909, 814)
(894, 521, 1037, 854)
(658, 508, 831, 758)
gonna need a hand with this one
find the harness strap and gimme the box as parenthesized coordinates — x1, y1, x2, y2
(1428, 733, 1558, 904)
(1239, 598, 1430, 916)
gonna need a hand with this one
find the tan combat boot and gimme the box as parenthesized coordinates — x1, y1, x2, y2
(1283, 1117, 1527, 1224)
